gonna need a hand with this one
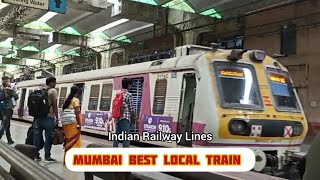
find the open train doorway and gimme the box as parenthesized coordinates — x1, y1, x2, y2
(128, 77, 144, 133)
(18, 88, 27, 117)
(74, 83, 85, 109)
(178, 73, 196, 146)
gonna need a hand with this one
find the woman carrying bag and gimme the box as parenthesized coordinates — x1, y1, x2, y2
(61, 86, 82, 163)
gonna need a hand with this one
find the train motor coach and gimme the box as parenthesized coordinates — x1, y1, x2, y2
(13, 44, 307, 177)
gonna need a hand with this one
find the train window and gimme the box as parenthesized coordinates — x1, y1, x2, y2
(153, 79, 167, 114)
(59, 87, 67, 108)
(28, 89, 33, 95)
(88, 84, 100, 110)
(266, 68, 300, 112)
(99, 84, 113, 111)
(213, 61, 263, 110)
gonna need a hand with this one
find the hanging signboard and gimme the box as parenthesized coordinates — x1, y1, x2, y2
(3, 0, 66, 13)
(3, 0, 49, 10)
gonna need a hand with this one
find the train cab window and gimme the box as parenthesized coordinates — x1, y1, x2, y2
(266, 68, 300, 112)
(213, 61, 263, 110)
(59, 87, 67, 108)
(153, 79, 167, 114)
(100, 84, 113, 111)
(88, 84, 100, 110)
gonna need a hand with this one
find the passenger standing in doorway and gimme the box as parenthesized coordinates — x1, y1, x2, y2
(0, 76, 18, 144)
(113, 78, 136, 148)
(33, 77, 59, 162)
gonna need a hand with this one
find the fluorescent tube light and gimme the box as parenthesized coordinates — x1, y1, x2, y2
(90, 19, 129, 34)
(4, 37, 13, 43)
(0, 2, 9, 9)
(37, 12, 58, 23)
(112, 24, 153, 39)
(49, 44, 62, 49)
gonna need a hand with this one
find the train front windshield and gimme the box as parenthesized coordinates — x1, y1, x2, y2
(214, 61, 263, 110)
(266, 68, 300, 112)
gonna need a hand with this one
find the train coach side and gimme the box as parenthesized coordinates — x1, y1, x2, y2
(13, 54, 208, 144)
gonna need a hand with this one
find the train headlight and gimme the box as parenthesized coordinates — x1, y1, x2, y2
(229, 120, 249, 135)
(293, 124, 303, 136)
(249, 50, 266, 62)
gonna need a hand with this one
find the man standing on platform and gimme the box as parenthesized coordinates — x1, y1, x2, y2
(0, 76, 18, 144)
(33, 77, 59, 162)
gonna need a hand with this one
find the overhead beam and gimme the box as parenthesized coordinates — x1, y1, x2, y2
(52, 32, 88, 47)
(1, 57, 26, 66)
(112, 0, 168, 25)
(68, 0, 113, 12)
(35, 33, 87, 52)
(16, 50, 45, 59)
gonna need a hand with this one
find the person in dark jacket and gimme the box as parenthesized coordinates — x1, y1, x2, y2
(0, 76, 18, 144)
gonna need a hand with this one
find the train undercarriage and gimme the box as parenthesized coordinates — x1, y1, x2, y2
(254, 150, 307, 180)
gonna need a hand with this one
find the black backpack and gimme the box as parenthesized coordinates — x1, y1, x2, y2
(27, 89, 50, 118)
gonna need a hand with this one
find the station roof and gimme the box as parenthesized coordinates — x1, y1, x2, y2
(0, 0, 287, 73)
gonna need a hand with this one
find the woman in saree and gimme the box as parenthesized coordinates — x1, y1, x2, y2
(61, 86, 82, 163)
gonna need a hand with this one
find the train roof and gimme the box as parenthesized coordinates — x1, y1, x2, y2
(16, 53, 204, 88)
(16, 47, 285, 88)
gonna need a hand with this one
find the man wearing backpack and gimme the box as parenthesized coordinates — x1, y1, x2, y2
(32, 77, 59, 162)
(112, 78, 137, 148)
(0, 76, 18, 144)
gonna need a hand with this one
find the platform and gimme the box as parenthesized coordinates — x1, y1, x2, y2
(0, 120, 311, 180)
(0, 121, 181, 180)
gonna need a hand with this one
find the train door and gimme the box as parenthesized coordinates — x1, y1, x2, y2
(74, 83, 85, 109)
(177, 73, 196, 146)
(18, 88, 27, 117)
(129, 77, 144, 133)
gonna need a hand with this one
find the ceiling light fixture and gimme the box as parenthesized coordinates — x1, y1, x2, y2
(90, 18, 129, 34)
(112, 23, 153, 39)
(37, 12, 58, 23)
(0, 2, 9, 9)
(4, 37, 13, 43)
(49, 44, 62, 49)
(107, 0, 120, 5)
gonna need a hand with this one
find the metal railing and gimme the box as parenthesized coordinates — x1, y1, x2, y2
(0, 140, 63, 180)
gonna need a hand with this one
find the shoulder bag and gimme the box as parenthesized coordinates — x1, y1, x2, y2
(51, 125, 64, 145)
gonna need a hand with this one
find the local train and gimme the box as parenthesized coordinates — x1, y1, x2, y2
(13, 44, 308, 177)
